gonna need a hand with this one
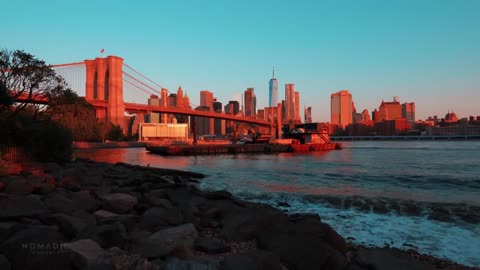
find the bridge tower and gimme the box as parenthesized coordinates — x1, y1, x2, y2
(84, 56, 126, 131)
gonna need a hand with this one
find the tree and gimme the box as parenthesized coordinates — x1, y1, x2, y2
(107, 124, 124, 141)
(0, 81, 13, 113)
(0, 49, 68, 119)
(46, 89, 102, 141)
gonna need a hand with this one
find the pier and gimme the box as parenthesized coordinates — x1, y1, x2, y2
(146, 143, 341, 155)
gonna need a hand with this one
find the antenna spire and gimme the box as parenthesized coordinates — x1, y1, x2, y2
(272, 66, 275, 79)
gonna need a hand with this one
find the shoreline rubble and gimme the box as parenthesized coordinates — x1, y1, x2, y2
(0, 159, 477, 270)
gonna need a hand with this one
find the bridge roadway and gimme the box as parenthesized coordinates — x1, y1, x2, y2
(88, 99, 274, 127)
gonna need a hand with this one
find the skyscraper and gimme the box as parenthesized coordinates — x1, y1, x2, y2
(244, 88, 256, 117)
(330, 90, 353, 128)
(402, 102, 416, 125)
(269, 67, 278, 107)
(285, 84, 296, 123)
(304, 106, 312, 123)
(294, 91, 300, 122)
(200, 90, 214, 109)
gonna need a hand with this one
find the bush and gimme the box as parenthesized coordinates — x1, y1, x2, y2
(1, 113, 73, 163)
(22, 119, 73, 163)
(107, 124, 124, 141)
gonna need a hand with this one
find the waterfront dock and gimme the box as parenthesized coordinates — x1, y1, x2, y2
(146, 142, 341, 155)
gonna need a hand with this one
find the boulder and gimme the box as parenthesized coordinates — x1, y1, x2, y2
(94, 209, 119, 221)
(352, 248, 433, 270)
(131, 223, 198, 258)
(254, 211, 347, 270)
(194, 237, 231, 254)
(76, 222, 129, 249)
(220, 250, 282, 270)
(64, 239, 105, 270)
(46, 214, 91, 239)
(0, 195, 49, 219)
(100, 247, 159, 270)
(72, 190, 98, 212)
(164, 257, 218, 270)
(138, 207, 184, 231)
(102, 193, 138, 213)
(44, 192, 76, 214)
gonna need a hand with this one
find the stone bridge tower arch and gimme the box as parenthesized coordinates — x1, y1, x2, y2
(85, 56, 126, 131)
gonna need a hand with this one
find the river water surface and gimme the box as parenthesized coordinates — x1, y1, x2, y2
(74, 141, 480, 267)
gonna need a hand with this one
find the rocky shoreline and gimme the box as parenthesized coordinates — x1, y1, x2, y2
(0, 159, 477, 270)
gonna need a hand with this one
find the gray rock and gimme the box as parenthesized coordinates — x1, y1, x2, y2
(139, 207, 184, 231)
(353, 248, 433, 270)
(77, 222, 129, 249)
(100, 247, 159, 270)
(103, 193, 138, 213)
(132, 223, 198, 258)
(94, 209, 119, 221)
(0, 254, 11, 270)
(0, 195, 49, 218)
(64, 239, 105, 270)
(194, 237, 231, 254)
(145, 196, 173, 209)
(44, 193, 76, 214)
(221, 250, 282, 270)
(46, 214, 91, 239)
(72, 190, 98, 212)
(164, 258, 218, 270)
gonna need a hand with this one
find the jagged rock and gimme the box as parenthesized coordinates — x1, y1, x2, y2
(138, 207, 184, 231)
(44, 192, 76, 214)
(64, 239, 105, 270)
(352, 248, 433, 270)
(220, 250, 282, 270)
(164, 257, 218, 270)
(103, 193, 138, 213)
(0, 225, 70, 270)
(72, 190, 98, 212)
(194, 237, 231, 254)
(0, 254, 11, 270)
(131, 223, 198, 258)
(254, 209, 347, 270)
(0, 195, 49, 219)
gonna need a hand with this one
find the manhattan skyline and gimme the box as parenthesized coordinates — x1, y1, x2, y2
(1, 0, 479, 122)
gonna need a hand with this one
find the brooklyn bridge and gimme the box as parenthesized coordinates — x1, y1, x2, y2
(23, 55, 284, 138)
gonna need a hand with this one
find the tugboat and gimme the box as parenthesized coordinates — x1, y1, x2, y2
(280, 123, 342, 152)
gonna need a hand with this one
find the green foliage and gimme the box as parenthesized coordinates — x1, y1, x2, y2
(107, 124, 124, 141)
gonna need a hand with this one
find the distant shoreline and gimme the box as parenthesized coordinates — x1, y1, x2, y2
(331, 135, 480, 141)
(72, 141, 146, 149)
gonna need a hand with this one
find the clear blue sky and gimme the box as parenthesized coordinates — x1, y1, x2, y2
(2, 0, 479, 122)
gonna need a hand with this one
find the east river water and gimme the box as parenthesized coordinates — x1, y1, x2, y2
(74, 141, 480, 267)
